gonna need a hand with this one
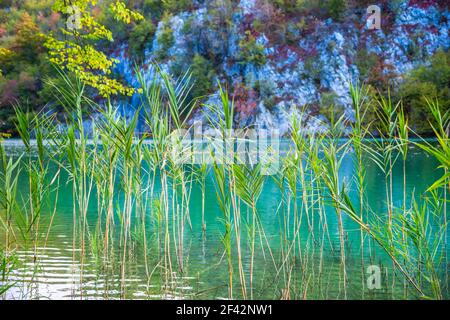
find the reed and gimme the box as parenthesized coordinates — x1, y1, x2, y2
(349, 82, 371, 297)
(416, 97, 449, 296)
(320, 115, 349, 299)
(233, 161, 265, 299)
(1, 65, 448, 300)
(206, 83, 236, 298)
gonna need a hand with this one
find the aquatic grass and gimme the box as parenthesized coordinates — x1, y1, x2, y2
(349, 82, 371, 297)
(0, 142, 22, 256)
(203, 82, 256, 298)
(1, 65, 449, 300)
(233, 161, 265, 299)
(280, 111, 316, 298)
(319, 115, 350, 299)
(0, 134, 25, 298)
(42, 68, 106, 297)
(306, 132, 334, 251)
(92, 104, 121, 255)
(106, 108, 141, 296)
(210, 156, 234, 298)
(137, 65, 198, 295)
(335, 185, 425, 297)
(0, 248, 17, 296)
(415, 97, 449, 296)
(373, 90, 401, 234)
(194, 163, 209, 233)
(334, 166, 448, 299)
(14, 107, 59, 242)
(395, 103, 411, 297)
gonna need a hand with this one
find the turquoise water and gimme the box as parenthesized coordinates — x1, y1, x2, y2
(1, 140, 448, 300)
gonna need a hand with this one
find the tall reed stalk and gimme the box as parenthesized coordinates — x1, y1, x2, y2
(320, 115, 349, 299)
(206, 83, 236, 298)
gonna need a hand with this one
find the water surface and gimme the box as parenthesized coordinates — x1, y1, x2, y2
(1, 140, 448, 300)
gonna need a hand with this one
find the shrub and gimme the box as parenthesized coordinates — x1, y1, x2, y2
(155, 15, 174, 60)
(324, 0, 347, 22)
(253, 78, 277, 110)
(190, 54, 215, 98)
(129, 21, 156, 58)
(238, 31, 266, 67)
(304, 56, 322, 85)
(397, 49, 450, 134)
(181, 15, 193, 35)
(355, 48, 379, 82)
(273, 0, 308, 15)
(319, 91, 344, 122)
(143, 0, 164, 19)
(162, 0, 193, 13)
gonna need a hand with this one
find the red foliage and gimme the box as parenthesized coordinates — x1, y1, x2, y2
(233, 84, 258, 117)
(408, 0, 437, 9)
(402, 23, 418, 34)
(18, 72, 36, 91)
(0, 80, 19, 107)
(48, 12, 61, 30)
(368, 59, 398, 88)
(428, 25, 439, 34)
(252, 0, 286, 45)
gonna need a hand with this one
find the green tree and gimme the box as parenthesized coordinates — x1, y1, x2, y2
(324, 0, 347, 21)
(397, 49, 450, 134)
(162, 0, 193, 13)
(273, 0, 308, 14)
(129, 21, 156, 58)
(190, 54, 215, 98)
(12, 12, 43, 63)
(238, 31, 266, 67)
(44, 0, 143, 97)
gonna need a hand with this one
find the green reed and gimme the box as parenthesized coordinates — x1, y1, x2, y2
(320, 115, 349, 299)
(349, 82, 370, 297)
(206, 82, 236, 298)
(1, 66, 448, 300)
(233, 161, 265, 299)
(416, 97, 449, 296)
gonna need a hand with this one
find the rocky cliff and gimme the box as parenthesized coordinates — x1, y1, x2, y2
(112, 0, 449, 135)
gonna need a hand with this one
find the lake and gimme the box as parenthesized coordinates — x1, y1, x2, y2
(1, 139, 448, 300)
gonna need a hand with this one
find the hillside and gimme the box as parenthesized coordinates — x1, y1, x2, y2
(0, 0, 449, 135)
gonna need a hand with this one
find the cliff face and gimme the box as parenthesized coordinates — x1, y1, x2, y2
(113, 0, 449, 135)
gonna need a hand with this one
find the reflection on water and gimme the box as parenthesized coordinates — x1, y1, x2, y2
(1, 141, 448, 300)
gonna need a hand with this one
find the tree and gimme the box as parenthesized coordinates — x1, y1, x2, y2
(13, 12, 43, 63)
(238, 31, 266, 67)
(190, 54, 215, 98)
(129, 21, 156, 58)
(325, 0, 347, 21)
(44, 0, 144, 97)
(162, 0, 193, 13)
(397, 49, 450, 134)
(0, 48, 14, 75)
